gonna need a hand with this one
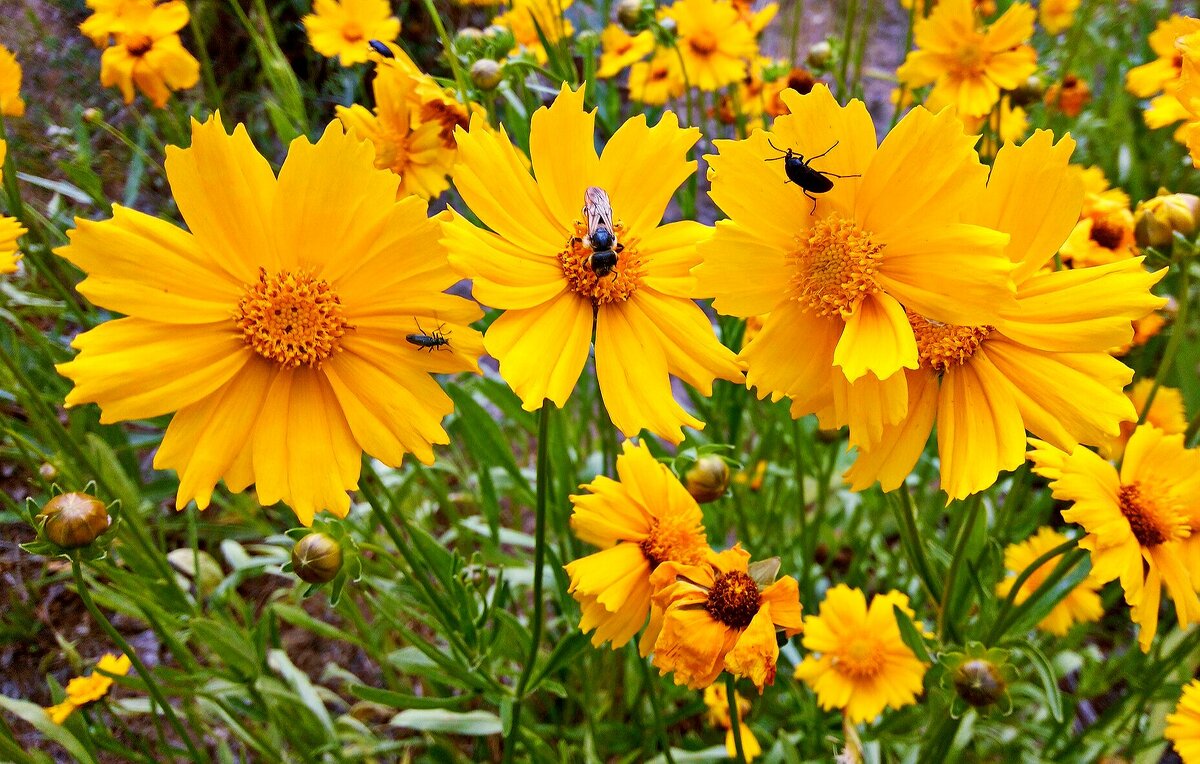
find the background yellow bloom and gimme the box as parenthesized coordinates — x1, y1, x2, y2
(0, 43, 25, 117)
(303, 0, 400, 66)
(98, 0, 199, 108)
(661, 0, 758, 91)
(996, 527, 1103, 635)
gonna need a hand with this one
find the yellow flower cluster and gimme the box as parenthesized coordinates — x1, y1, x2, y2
(44, 654, 132, 724)
(0, 140, 26, 275)
(82, 0, 200, 108)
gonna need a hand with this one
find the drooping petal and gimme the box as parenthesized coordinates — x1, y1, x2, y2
(622, 288, 742, 395)
(741, 301, 839, 416)
(845, 368, 939, 492)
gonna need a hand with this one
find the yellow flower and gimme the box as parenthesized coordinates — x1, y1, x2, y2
(1038, 0, 1079, 34)
(44, 654, 132, 724)
(413, 78, 486, 152)
(698, 84, 1016, 434)
(1168, 679, 1200, 764)
(597, 25, 656, 78)
(661, 0, 759, 91)
(896, 0, 1037, 118)
(0, 140, 26, 275)
(703, 684, 762, 761)
(1059, 206, 1137, 267)
(0, 43, 25, 117)
(1077, 165, 1130, 215)
(1028, 426, 1200, 651)
(1126, 15, 1200, 101)
(336, 63, 454, 199)
(996, 527, 1103, 636)
(651, 546, 802, 691)
(730, 0, 778, 35)
(565, 440, 708, 653)
(303, 0, 400, 66)
(1174, 31, 1200, 166)
(56, 117, 483, 525)
(762, 66, 817, 117)
(628, 50, 686, 105)
(443, 85, 742, 443)
(844, 131, 1164, 501)
(1108, 379, 1188, 460)
(99, 0, 199, 108)
(933, 91, 1028, 157)
(80, 0, 153, 47)
(794, 585, 928, 724)
(495, 0, 575, 64)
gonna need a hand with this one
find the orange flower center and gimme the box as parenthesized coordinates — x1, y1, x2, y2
(124, 33, 153, 56)
(639, 517, 705, 568)
(788, 214, 884, 317)
(705, 570, 761, 629)
(689, 30, 719, 56)
(954, 38, 987, 74)
(559, 219, 643, 305)
(1118, 482, 1171, 547)
(342, 21, 365, 42)
(833, 636, 886, 680)
(235, 267, 353, 368)
(908, 310, 993, 373)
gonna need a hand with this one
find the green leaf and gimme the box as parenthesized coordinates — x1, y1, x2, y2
(0, 695, 98, 764)
(266, 649, 335, 736)
(190, 618, 260, 679)
(1006, 641, 1064, 722)
(271, 603, 364, 648)
(349, 684, 473, 710)
(389, 709, 503, 736)
(892, 604, 934, 664)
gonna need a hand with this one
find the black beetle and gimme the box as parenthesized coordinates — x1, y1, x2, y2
(368, 40, 395, 58)
(766, 139, 860, 214)
(406, 320, 451, 352)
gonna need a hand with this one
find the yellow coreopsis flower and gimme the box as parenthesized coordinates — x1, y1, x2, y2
(1168, 679, 1200, 763)
(1060, 205, 1137, 266)
(80, 0, 153, 47)
(1038, 0, 1079, 34)
(1174, 31, 1200, 166)
(703, 684, 762, 761)
(697, 84, 1017, 436)
(1108, 379, 1187, 460)
(57, 117, 484, 525)
(0, 140, 26, 275)
(896, 0, 1037, 118)
(996, 527, 1103, 636)
(844, 131, 1164, 501)
(794, 585, 928, 724)
(565, 439, 708, 653)
(45, 654, 132, 724)
(1028, 426, 1200, 651)
(303, 0, 400, 67)
(336, 63, 454, 199)
(628, 50, 686, 105)
(597, 25, 655, 79)
(99, 0, 199, 108)
(495, 0, 575, 64)
(0, 43, 25, 117)
(443, 85, 742, 443)
(651, 546, 802, 691)
(1126, 15, 1200, 111)
(661, 0, 759, 91)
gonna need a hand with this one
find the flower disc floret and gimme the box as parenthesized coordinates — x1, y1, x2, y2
(789, 214, 884, 317)
(235, 268, 353, 369)
(908, 311, 992, 373)
(640, 516, 706, 568)
(1117, 482, 1172, 547)
(705, 570, 761, 628)
(833, 636, 887, 680)
(559, 220, 643, 304)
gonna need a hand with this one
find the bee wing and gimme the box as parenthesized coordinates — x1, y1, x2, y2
(583, 186, 614, 236)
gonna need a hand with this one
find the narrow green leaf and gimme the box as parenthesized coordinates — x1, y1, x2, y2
(892, 604, 934, 664)
(0, 695, 98, 764)
(349, 684, 473, 710)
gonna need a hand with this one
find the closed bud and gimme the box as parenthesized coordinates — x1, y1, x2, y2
(952, 658, 1007, 708)
(471, 59, 503, 91)
(82, 107, 102, 123)
(806, 41, 833, 69)
(685, 455, 730, 503)
(616, 0, 644, 30)
(38, 463, 57, 480)
(291, 532, 344, 584)
(1135, 190, 1200, 249)
(39, 492, 110, 549)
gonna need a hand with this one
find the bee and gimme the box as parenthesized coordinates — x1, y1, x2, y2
(405, 320, 451, 352)
(766, 139, 860, 215)
(582, 186, 621, 278)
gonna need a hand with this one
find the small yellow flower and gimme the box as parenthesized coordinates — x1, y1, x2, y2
(44, 654, 132, 724)
(80, 0, 153, 47)
(99, 0, 200, 108)
(651, 546, 802, 691)
(896, 0, 1038, 118)
(1028, 426, 1200, 651)
(0, 140, 26, 274)
(1173, 31, 1200, 166)
(1038, 0, 1080, 35)
(303, 0, 400, 67)
(1059, 206, 1137, 267)
(336, 63, 455, 199)
(996, 527, 1103, 636)
(1126, 15, 1200, 101)
(628, 50, 685, 105)
(56, 117, 484, 525)
(495, 0, 575, 64)
(0, 43, 25, 117)
(565, 440, 709, 653)
(661, 0, 759, 91)
(703, 684, 762, 761)
(443, 85, 742, 443)
(597, 25, 656, 78)
(1167, 679, 1200, 763)
(794, 585, 928, 724)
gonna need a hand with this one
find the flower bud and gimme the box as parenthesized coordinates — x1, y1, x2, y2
(39, 492, 110, 549)
(616, 0, 644, 30)
(1008, 74, 1045, 108)
(38, 463, 58, 480)
(685, 455, 730, 503)
(1135, 190, 1200, 249)
(952, 658, 1007, 708)
(82, 107, 102, 124)
(806, 41, 833, 69)
(291, 532, 344, 584)
(471, 59, 503, 91)
(658, 16, 677, 35)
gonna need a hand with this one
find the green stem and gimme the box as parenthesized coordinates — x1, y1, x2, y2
(890, 484, 942, 604)
(985, 541, 1078, 644)
(788, 0, 805, 64)
(504, 403, 554, 763)
(188, 11, 222, 111)
(72, 558, 208, 763)
(638, 654, 675, 764)
(836, 0, 859, 101)
(724, 673, 747, 764)
(792, 419, 810, 603)
(419, 0, 472, 99)
(938, 495, 981, 641)
(1138, 258, 1191, 425)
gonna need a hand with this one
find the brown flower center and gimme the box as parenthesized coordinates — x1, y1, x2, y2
(908, 310, 993, 373)
(235, 267, 353, 368)
(689, 30, 719, 56)
(1090, 217, 1127, 250)
(124, 34, 153, 56)
(788, 214, 884, 317)
(559, 219, 642, 305)
(705, 570, 761, 629)
(1118, 483, 1170, 547)
(833, 636, 886, 680)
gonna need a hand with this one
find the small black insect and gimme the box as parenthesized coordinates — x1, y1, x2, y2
(583, 186, 621, 278)
(368, 40, 395, 58)
(766, 139, 860, 214)
(405, 320, 451, 352)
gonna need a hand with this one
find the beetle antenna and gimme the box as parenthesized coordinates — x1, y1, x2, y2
(808, 140, 840, 163)
(765, 138, 787, 157)
(415, 318, 425, 334)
